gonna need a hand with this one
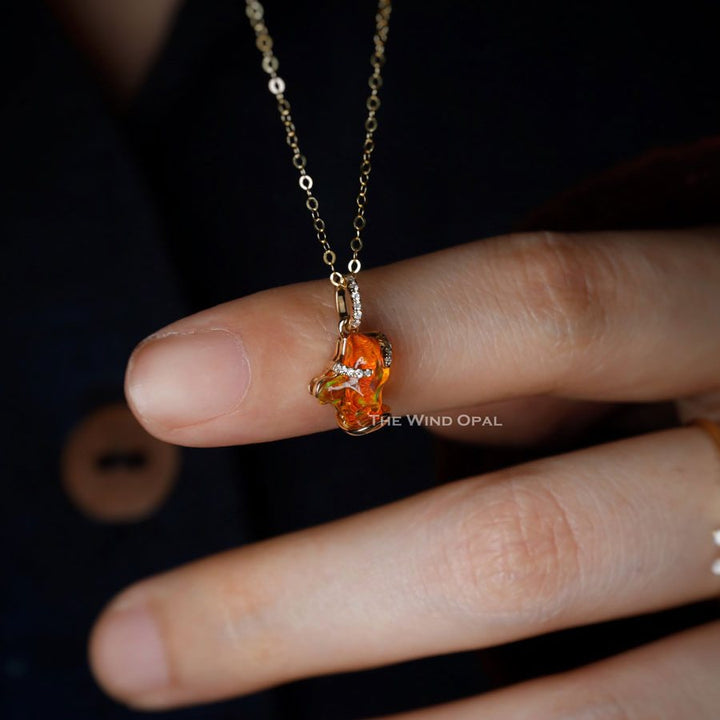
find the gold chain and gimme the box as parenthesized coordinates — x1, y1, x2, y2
(245, 0, 392, 287)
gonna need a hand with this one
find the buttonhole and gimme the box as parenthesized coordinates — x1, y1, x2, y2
(96, 450, 148, 472)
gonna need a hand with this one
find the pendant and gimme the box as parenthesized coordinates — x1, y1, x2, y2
(309, 276, 392, 435)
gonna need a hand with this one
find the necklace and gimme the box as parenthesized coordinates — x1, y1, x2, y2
(245, 0, 394, 436)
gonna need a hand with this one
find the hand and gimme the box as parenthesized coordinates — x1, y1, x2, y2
(89, 229, 720, 717)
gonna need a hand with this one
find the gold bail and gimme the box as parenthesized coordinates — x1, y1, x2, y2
(336, 284, 351, 335)
(336, 284, 349, 321)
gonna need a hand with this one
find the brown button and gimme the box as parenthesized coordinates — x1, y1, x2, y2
(61, 403, 180, 523)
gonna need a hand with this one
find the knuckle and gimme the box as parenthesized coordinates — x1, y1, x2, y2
(507, 231, 616, 360)
(431, 473, 583, 623)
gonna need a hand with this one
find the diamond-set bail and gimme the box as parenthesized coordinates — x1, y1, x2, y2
(336, 274, 363, 335)
(346, 276, 362, 329)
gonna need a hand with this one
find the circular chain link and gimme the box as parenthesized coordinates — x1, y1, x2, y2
(245, 0, 392, 285)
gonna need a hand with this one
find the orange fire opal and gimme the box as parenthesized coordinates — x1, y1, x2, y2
(310, 331, 392, 435)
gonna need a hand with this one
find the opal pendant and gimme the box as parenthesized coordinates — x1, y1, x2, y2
(309, 276, 392, 435)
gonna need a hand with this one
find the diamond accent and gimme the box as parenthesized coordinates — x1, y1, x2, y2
(333, 362, 373, 378)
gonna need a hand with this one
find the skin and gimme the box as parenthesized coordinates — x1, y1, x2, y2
(88, 228, 720, 716)
(45, 0, 182, 102)
(44, 3, 720, 714)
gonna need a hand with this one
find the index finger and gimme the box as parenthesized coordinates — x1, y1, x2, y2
(125, 228, 720, 446)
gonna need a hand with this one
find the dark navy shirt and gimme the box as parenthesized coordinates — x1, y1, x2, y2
(3, 1, 720, 718)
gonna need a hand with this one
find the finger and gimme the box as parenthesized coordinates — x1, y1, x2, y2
(676, 389, 720, 424)
(123, 228, 720, 446)
(367, 620, 720, 720)
(48, 0, 183, 101)
(89, 427, 720, 709)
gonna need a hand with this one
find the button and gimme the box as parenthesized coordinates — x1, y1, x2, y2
(61, 403, 180, 523)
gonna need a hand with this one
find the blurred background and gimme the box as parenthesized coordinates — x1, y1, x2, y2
(2, 1, 720, 717)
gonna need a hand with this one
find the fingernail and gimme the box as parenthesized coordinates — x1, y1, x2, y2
(127, 329, 250, 428)
(92, 604, 169, 697)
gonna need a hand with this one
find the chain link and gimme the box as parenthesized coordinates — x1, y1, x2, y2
(245, 0, 392, 285)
